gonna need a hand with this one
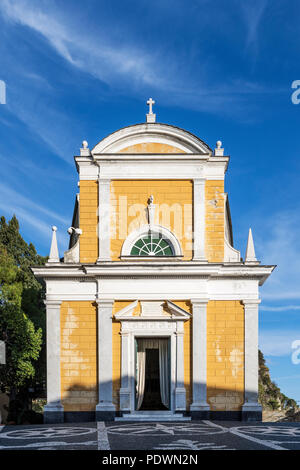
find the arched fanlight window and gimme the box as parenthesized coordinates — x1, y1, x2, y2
(130, 233, 174, 256)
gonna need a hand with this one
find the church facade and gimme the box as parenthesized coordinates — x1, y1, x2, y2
(32, 101, 275, 423)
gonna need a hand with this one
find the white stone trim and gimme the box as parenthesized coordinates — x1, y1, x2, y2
(224, 238, 241, 262)
(96, 299, 116, 413)
(87, 159, 228, 181)
(242, 299, 262, 412)
(114, 300, 138, 318)
(33, 263, 275, 288)
(166, 300, 191, 319)
(119, 331, 131, 411)
(97, 178, 110, 262)
(190, 299, 210, 411)
(91, 123, 212, 155)
(193, 179, 207, 261)
(44, 300, 63, 412)
(175, 324, 186, 410)
(64, 238, 80, 263)
(115, 300, 190, 413)
(120, 224, 183, 258)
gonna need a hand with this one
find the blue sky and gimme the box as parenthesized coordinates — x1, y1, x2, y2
(0, 0, 300, 403)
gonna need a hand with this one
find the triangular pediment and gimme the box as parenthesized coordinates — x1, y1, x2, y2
(114, 300, 138, 319)
(114, 300, 191, 321)
(165, 301, 191, 319)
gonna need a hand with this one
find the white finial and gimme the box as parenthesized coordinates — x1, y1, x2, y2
(80, 139, 91, 156)
(48, 226, 60, 263)
(245, 228, 259, 264)
(214, 140, 224, 156)
(146, 98, 156, 123)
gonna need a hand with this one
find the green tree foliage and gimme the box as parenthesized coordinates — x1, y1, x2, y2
(259, 349, 298, 411)
(0, 215, 47, 330)
(0, 216, 46, 422)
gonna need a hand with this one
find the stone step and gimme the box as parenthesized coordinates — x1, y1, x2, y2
(115, 413, 191, 422)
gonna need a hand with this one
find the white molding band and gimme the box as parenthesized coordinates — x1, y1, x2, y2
(96, 299, 116, 413)
(190, 299, 210, 411)
(242, 299, 262, 412)
(44, 300, 64, 414)
(97, 178, 111, 262)
(193, 179, 207, 261)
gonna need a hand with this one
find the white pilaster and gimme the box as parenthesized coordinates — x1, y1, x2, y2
(119, 330, 131, 411)
(44, 300, 64, 422)
(242, 300, 262, 413)
(190, 299, 210, 412)
(193, 179, 207, 261)
(97, 178, 111, 262)
(96, 299, 116, 417)
(175, 323, 186, 410)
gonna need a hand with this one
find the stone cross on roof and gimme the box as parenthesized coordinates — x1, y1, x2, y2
(146, 98, 156, 123)
(147, 98, 155, 114)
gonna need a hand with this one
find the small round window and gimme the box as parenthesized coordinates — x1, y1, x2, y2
(130, 234, 174, 256)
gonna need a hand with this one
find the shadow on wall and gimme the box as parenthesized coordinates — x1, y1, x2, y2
(56, 380, 251, 423)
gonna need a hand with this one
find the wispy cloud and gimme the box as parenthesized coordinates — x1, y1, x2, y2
(259, 329, 300, 357)
(272, 374, 300, 381)
(0, 0, 281, 117)
(0, 0, 166, 91)
(0, 182, 68, 227)
(261, 305, 300, 312)
(238, 0, 268, 49)
(0, 183, 69, 252)
(256, 208, 300, 300)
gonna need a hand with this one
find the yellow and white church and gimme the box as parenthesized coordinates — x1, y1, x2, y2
(33, 100, 275, 423)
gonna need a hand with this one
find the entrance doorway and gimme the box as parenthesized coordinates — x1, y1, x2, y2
(135, 338, 170, 411)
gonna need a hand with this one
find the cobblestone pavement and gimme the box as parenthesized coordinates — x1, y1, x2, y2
(1, 420, 300, 451)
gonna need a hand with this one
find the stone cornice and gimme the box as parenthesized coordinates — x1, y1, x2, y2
(32, 262, 275, 285)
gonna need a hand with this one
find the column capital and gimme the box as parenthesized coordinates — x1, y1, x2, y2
(44, 299, 62, 307)
(190, 298, 209, 307)
(95, 298, 114, 308)
(98, 177, 111, 183)
(242, 299, 261, 307)
(193, 177, 206, 185)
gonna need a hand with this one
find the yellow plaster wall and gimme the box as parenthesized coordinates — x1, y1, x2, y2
(60, 301, 98, 412)
(79, 180, 98, 263)
(207, 301, 245, 411)
(110, 180, 193, 260)
(205, 180, 225, 262)
(120, 143, 185, 153)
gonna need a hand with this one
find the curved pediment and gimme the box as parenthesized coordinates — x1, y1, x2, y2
(91, 123, 212, 155)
